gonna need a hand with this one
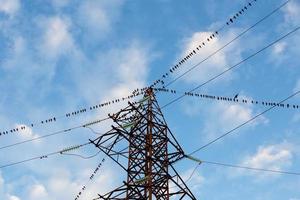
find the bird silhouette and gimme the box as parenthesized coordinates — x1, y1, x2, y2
(233, 93, 239, 100)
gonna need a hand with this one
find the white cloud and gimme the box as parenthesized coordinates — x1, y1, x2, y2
(0, 3, 151, 199)
(202, 101, 268, 141)
(0, 0, 20, 16)
(283, 0, 300, 27)
(15, 124, 39, 140)
(74, 41, 150, 105)
(242, 142, 293, 174)
(0, 32, 152, 200)
(44, 164, 119, 200)
(219, 104, 252, 127)
(105, 42, 150, 106)
(114, 42, 149, 87)
(181, 166, 204, 190)
(29, 184, 48, 199)
(79, 2, 109, 32)
(204, 103, 251, 138)
(39, 16, 75, 59)
(8, 195, 20, 200)
(271, 0, 300, 66)
(0, 172, 21, 200)
(1, 36, 27, 70)
(272, 42, 287, 55)
(78, 0, 123, 40)
(78, 166, 121, 199)
(169, 166, 204, 198)
(175, 30, 242, 85)
(71, 41, 151, 133)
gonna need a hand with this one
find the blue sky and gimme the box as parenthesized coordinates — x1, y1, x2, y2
(0, 0, 300, 199)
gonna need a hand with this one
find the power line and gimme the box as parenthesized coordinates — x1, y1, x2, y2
(184, 156, 300, 176)
(174, 158, 300, 191)
(85, 126, 106, 135)
(161, 26, 300, 109)
(0, 89, 146, 137)
(187, 90, 300, 156)
(0, 98, 144, 151)
(169, 162, 202, 189)
(0, 141, 92, 169)
(0, 117, 110, 151)
(164, 0, 291, 88)
(150, 0, 266, 88)
(0, 90, 152, 150)
(155, 87, 300, 110)
(0, 0, 265, 138)
(61, 150, 101, 160)
(201, 160, 300, 176)
(0, 119, 127, 169)
(90, 88, 198, 199)
(74, 157, 106, 200)
(0, 0, 280, 141)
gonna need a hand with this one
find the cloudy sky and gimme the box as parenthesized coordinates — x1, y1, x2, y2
(0, 0, 300, 199)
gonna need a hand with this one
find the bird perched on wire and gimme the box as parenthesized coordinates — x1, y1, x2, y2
(233, 93, 239, 100)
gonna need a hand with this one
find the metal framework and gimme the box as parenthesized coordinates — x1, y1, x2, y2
(91, 88, 197, 200)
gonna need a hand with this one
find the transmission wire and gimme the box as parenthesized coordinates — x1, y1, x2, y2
(0, 117, 110, 151)
(165, 0, 291, 88)
(162, 26, 300, 109)
(0, 142, 91, 169)
(201, 160, 300, 176)
(61, 150, 101, 160)
(186, 90, 300, 155)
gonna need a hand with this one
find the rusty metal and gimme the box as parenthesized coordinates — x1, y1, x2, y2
(91, 88, 197, 200)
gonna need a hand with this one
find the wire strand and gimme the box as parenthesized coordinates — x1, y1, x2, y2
(188, 90, 300, 155)
(154, 87, 300, 110)
(85, 126, 105, 135)
(169, 162, 201, 189)
(162, 26, 300, 109)
(150, 0, 262, 88)
(0, 90, 145, 137)
(61, 150, 101, 160)
(164, 0, 291, 88)
(0, 142, 91, 169)
(0, 117, 110, 151)
(201, 160, 300, 176)
(74, 157, 106, 200)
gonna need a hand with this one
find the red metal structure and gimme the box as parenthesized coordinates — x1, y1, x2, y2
(91, 88, 197, 200)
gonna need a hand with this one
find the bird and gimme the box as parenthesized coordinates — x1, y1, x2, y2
(233, 93, 239, 100)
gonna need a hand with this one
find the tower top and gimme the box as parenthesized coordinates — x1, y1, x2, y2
(145, 87, 154, 97)
(90, 86, 196, 200)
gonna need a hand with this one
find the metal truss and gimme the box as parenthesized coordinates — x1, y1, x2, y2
(91, 88, 197, 200)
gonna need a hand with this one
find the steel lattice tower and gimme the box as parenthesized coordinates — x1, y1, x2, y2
(91, 88, 197, 200)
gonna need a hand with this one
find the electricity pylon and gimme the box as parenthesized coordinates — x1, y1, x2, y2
(91, 88, 197, 200)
